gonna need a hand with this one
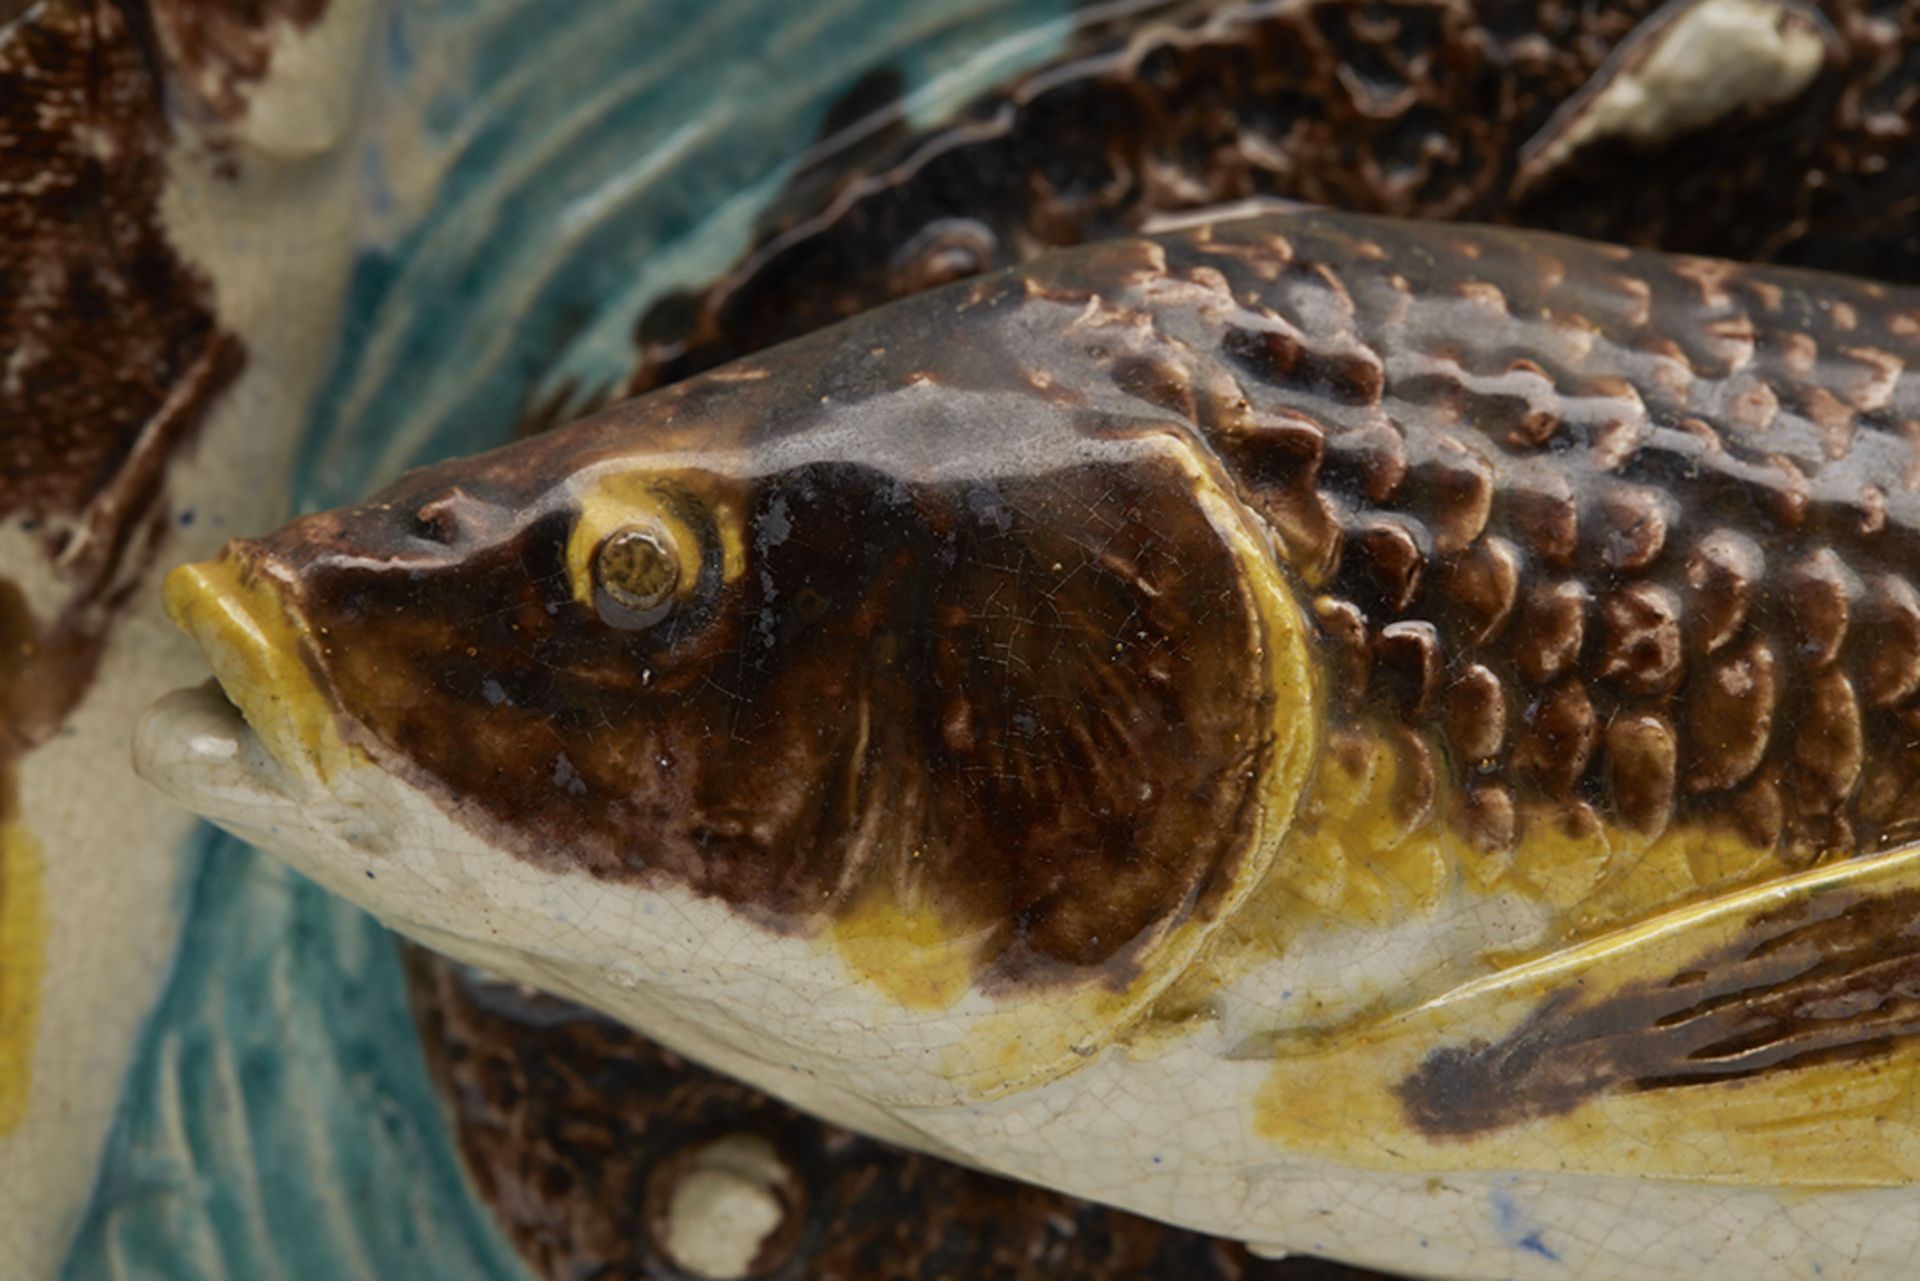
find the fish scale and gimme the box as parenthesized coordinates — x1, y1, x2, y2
(1064, 212, 1920, 887)
(138, 207, 1920, 1278)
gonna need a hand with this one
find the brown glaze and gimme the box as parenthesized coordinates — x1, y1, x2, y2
(1, 0, 245, 545)
(1149, 212, 1920, 868)
(406, 954, 1396, 1281)
(1399, 885, 1920, 1139)
(240, 209, 1920, 977)
(413, 5, 1920, 1272)
(234, 290, 1289, 983)
(146, 0, 332, 123)
(0, 0, 251, 925)
(621, 0, 1920, 403)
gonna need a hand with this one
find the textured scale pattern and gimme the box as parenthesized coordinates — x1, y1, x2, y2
(1028, 210, 1920, 914)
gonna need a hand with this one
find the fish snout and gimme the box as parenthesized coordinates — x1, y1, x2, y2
(154, 553, 358, 790)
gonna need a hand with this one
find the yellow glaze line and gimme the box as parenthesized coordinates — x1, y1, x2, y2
(0, 792, 46, 1137)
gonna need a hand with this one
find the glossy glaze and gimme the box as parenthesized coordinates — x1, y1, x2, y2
(414, 3, 1920, 1274)
(1, 0, 371, 1272)
(128, 9, 1920, 1281)
(181, 208, 1920, 947)
(625, 0, 1920, 402)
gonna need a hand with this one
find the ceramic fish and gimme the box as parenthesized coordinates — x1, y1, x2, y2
(138, 209, 1920, 1281)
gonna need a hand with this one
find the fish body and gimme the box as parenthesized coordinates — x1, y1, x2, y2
(139, 210, 1920, 1280)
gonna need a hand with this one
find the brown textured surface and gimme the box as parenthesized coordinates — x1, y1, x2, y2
(408, 954, 1387, 1281)
(215, 300, 1292, 984)
(398, 2, 1920, 1277)
(1128, 211, 1920, 864)
(624, 0, 1920, 400)
(0, 0, 248, 862)
(305, 208, 1920, 1279)
(282, 212, 1920, 905)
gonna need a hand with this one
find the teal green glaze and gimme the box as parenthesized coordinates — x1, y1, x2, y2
(67, 0, 1082, 1276)
(299, 0, 1097, 508)
(61, 838, 527, 1281)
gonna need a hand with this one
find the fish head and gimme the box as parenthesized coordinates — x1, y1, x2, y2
(135, 295, 1318, 1116)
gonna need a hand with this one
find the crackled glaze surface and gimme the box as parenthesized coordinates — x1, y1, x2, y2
(0, 0, 371, 1272)
(183, 209, 1920, 958)
(387, 2, 1920, 1274)
(406, 957, 1335, 1281)
(40, 0, 1920, 1278)
(144, 206, 1920, 1278)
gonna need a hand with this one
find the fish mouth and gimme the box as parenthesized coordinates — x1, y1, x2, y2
(134, 678, 300, 819)
(135, 553, 357, 819)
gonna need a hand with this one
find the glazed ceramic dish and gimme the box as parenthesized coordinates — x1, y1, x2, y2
(8, 1, 1920, 1279)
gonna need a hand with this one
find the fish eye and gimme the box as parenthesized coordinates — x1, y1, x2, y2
(566, 473, 740, 628)
(593, 525, 681, 616)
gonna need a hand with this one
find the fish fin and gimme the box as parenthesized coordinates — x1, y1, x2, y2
(1255, 839, 1920, 1185)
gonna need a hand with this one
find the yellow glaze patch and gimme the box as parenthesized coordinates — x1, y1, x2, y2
(1254, 838, 1920, 1186)
(565, 467, 748, 610)
(832, 888, 980, 1011)
(1506, 801, 1614, 910)
(1260, 731, 1454, 928)
(0, 780, 46, 1138)
(163, 555, 361, 783)
(1153, 726, 1795, 1045)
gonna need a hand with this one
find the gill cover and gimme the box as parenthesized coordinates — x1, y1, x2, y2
(158, 360, 1318, 1095)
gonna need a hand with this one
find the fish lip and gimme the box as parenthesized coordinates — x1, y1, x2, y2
(155, 551, 359, 789)
(133, 678, 303, 818)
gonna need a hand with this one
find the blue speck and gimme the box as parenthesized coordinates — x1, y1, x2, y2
(1490, 1188, 1560, 1263)
(178, 508, 196, 527)
(1517, 1231, 1558, 1262)
(1151, 1155, 1162, 1165)
(760, 494, 792, 547)
(552, 751, 588, 797)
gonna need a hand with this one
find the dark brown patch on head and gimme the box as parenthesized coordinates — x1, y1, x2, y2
(1399, 884, 1920, 1139)
(244, 308, 1292, 986)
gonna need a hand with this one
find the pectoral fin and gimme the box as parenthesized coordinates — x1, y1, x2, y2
(1256, 840, 1920, 1185)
